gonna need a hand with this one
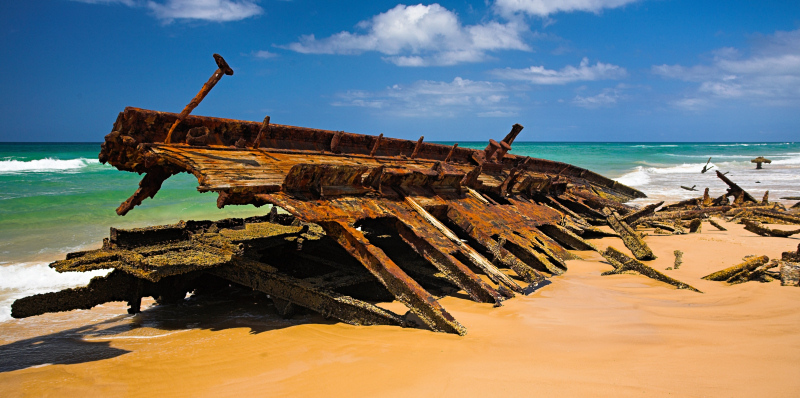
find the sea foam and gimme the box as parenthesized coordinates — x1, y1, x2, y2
(0, 263, 110, 322)
(0, 157, 99, 173)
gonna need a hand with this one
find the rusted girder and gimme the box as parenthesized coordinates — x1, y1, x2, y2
(320, 220, 467, 335)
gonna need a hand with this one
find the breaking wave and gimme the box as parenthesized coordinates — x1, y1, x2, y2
(0, 158, 99, 173)
(0, 263, 110, 322)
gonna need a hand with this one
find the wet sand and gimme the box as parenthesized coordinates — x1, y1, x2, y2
(1, 220, 798, 397)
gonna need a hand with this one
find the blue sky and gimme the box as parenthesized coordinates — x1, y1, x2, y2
(1, 0, 799, 142)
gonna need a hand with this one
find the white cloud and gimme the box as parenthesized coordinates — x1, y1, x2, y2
(494, 0, 639, 17)
(491, 57, 627, 84)
(72, 0, 263, 22)
(333, 77, 521, 117)
(252, 50, 278, 59)
(653, 28, 800, 107)
(147, 0, 263, 22)
(282, 4, 530, 66)
(572, 87, 621, 108)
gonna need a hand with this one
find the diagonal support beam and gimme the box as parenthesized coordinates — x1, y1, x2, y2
(393, 218, 504, 305)
(499, 232, 564, 276)
(320, 220, 467, 335)
(444, 207, 545, 284)
(402, 197, 523, 293)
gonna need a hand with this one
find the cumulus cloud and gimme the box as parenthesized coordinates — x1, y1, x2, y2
(332, 77, 521, 117)
(491, 57, 627, 84)
(494, 0, 640, 17)
(281, 4, 530, 66)
(71, 0, 263, 22)
(653, 28, 800, 107)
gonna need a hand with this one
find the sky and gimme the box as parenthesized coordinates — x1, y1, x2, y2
(1, 0, 799, 142)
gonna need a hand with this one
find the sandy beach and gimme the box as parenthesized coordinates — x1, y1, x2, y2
(1, 219, 797, 397)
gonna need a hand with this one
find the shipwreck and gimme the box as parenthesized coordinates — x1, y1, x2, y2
(11, 54, 681, 335)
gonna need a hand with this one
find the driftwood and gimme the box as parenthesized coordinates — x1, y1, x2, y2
(600, 247, 701, 292)
(681, 185, 698, 191)
(602, 208, 656, 260)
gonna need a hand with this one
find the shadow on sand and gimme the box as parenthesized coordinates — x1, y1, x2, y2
(0, 287, 335, 373)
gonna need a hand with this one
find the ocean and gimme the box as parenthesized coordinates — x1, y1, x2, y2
(1, 141, 799, 322)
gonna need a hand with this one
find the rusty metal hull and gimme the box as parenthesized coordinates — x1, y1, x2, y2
(13, 107, 648, 335)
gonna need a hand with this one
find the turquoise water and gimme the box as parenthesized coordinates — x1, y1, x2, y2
(1, 141, 799, 321)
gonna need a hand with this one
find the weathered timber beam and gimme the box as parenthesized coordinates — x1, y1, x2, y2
(208, 260, 404, 327)
(602, 208, 656, 261)
(392, 219, 504, 305)
(12, 270, 143, 318)
(402, 197, 523, 294)
(537, 224, 598, 252)
(320, 220, 467, 335)
(444, 207, 545, 284)
(601, 247, 702, 293)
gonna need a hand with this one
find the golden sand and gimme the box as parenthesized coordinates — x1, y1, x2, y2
(1, 220, 798, 397)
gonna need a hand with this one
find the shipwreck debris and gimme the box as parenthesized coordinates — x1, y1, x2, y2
(701, 157, 713, 173)
(602, 207, 656, 260)
(600, 247, 701, 292)
(743, 220, 800, 238)
(673, 250, 683, 270)
(14, 101, 656, 335)
(702, 255, 771, 284)
(751, 156, 771, 170)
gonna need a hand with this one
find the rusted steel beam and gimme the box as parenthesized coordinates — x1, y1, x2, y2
(319, 220, 467, 335)
(209, 260, 405, 327)
(392, 219, 504, 305)
(117, 168, 174, 216)
(401, 197, 524, 293)
(165, 54, 234, 144)
(716, 170, 757, 203)
(443, 207, 545, 284)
